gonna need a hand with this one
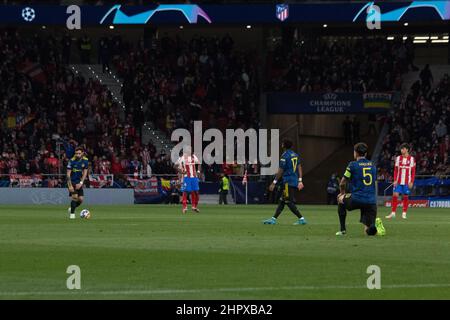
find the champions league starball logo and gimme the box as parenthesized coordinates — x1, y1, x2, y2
(21, 7, 36, 22)
(353, 0, 450, 23)
(100, 4, 212, 25)
(323, 93, 338, 100)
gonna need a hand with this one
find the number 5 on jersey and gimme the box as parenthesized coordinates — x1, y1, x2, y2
(363, 167, 373, 186)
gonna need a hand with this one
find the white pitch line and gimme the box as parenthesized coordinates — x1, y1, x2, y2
(1, 283, 449, 296)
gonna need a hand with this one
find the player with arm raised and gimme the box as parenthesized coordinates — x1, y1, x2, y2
(177, 146, 201, 214)
(386, 143, 415, 219)
(263, 139, 307, 225)
(67, 147, 89, 219)
(336, 142, 386, 236)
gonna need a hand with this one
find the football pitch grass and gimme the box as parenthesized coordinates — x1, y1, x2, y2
(0, 204, 449, 300)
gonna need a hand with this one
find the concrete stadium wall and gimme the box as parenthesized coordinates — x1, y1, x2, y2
(0, 188, 134, 205)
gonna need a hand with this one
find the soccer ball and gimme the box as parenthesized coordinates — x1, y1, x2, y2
(22, 7, 36, 22)
(80, 209, 91, 219)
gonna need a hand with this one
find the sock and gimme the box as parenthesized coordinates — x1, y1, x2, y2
(193, 192, 199, 208)
(190, 193, 194, 207)
(70, 200, 77, 214)
(274, 200, 285, 219)
(338, 203, 347, 231)
(402, 196, 409, 213)
(286, 201, 303, 219)
(366, 224, 378, 236)
(182, 193, 187, 209)
(191, 192, 196, 208)
(392, 195, 398, 213)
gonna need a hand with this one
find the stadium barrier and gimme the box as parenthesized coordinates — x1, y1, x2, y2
(4, 173, 448, 206)
(0, 174, 267, 205)
(0, 188, 134, 205)
(379, 175, 450, 208)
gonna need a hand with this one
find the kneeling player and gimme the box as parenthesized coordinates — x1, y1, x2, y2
(67, 147, 89, 219)
(336, 143, 386, 236)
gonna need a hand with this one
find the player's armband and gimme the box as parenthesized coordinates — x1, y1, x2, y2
(344, 167, 351, 178)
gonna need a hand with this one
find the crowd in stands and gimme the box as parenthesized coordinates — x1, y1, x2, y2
(377, 68, 450, 180)
(0, 29, 177, 186)
(115, 33, 261, 136)
(2, 27, 448, 189)
(0, 29, 260, 185)
(267, 37, 415, 93)
(112, 33, 263, 181)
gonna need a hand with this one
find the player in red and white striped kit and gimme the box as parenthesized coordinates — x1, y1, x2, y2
(176, 147, 201, 214)
(386, 143, 416, 219)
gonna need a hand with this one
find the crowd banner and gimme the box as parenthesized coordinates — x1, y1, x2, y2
(128, 176, 167, 204)
(89, 174, 114, 188)
(267, 92, 391, 114)
(10, 174, 43, 188)
(160, 178, 172, 192)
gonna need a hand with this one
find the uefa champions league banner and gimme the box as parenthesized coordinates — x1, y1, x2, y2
(267, 92, 392, 114)
(1, 2, 449, 25)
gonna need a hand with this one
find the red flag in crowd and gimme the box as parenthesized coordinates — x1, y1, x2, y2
(20, 60, 47, 84)
(242, 170, 248, 186)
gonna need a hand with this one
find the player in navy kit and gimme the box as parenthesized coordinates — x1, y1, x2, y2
(67, 147, 89, 219)
(263, 139, 307, 225)
(336, 142, 386, 236)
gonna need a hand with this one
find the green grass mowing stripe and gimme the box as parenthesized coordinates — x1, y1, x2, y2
(0, 205, 449, 299)
(2, 283, 450, 297)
